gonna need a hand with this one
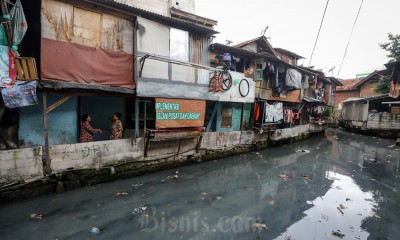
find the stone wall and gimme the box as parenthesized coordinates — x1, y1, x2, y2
(366, 113, 400, 130)
(0, 147, 43, 183)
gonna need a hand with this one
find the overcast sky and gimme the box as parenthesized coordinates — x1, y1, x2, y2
(195, 0, 399, 79)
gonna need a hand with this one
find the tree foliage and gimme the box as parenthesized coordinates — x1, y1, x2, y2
(379, 33, 400, 62)
(374, 33, 400, 93)
(373, 75, 391, 94)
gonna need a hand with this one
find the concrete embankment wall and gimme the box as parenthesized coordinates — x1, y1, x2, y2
(0, 147, 44, 183)
(0, 124, 326, 202)
(340, 113, 400, 138)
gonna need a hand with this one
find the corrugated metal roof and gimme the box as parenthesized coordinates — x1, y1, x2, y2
(274, 48, 304, 59)
(342, 94, 390, 103)
(233, 36, 278, 57)
(88, 0, 218, 34)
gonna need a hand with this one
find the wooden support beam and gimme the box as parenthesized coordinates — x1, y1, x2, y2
(144, 130, 150, 158)
(135, 98, 139, 138)
(42, 91, 51, 174)
(47, 96, 71, 114)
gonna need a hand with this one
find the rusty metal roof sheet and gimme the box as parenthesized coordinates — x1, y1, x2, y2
(274, 48, 305, 59)
(233, 36, 278, 57)
(87, 0, 219, 35)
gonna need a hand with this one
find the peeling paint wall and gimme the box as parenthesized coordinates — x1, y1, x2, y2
(0, 147, 43, 183)
(41, 0, 134, 53)
(18, 94, 78, 148)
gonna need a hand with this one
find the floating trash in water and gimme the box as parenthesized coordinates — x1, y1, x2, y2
(302, 175, 312, 180)
(30, 213, 43, 219)
(346, 198, 352, 201)
(132, 183, 144, 189)
(332, 230, 345, 238)
(132, 205, 149, 215)
(339, 204, 346, 209)
(296, 149, 310, 153)
(279, 174, 291, 180)
(252, 223, 268, 230)
(337, 207, 344, 215)
(175, 170, 179, 174)
(90, 227, 101, 234)
(115, 192, 129, 196)
(306, 200, 313, 205)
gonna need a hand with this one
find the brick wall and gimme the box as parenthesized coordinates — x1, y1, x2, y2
(360, 84, 380, 97)
(334, 91, 359, 107)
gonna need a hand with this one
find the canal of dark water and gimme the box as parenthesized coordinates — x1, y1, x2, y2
(0, 128, 399, 240)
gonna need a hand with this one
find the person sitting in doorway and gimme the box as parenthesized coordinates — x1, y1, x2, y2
(79, 114, 102, 143)
(110, 112, 123, 140)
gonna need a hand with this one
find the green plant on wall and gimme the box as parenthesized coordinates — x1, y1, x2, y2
(322, 106, 336, 118)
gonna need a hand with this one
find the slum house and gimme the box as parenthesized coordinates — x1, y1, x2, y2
(334, 71, 383, 118)
(298, 66, 342, 122)
(0, 0, 226, 181)
(339, 94, 400, 138)
(133, 3, 256, 154)
(230, 36, 341, 141)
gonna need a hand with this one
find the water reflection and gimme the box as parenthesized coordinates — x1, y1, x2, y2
(0, 129, 399, 239)
(274, 172, 374, 240)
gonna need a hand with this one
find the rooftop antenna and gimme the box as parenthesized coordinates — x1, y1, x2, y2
(260, 26, 269, 36)
(226, 40, 233, 46)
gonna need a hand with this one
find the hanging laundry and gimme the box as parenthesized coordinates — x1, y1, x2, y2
(1, 81, 38, 108)
(285, 68, 302, 89)
(283, 109, 294, 124)
(302, 75, 309, 89)
(10, 0, 28, 47)
(254, 102, 260, 121)
(0, 45, 11, 87)
(8, 49, 16, 85)
(265, 103, 274, 122)
(265, 102, 283, 123)
(293, 108, 301, 120)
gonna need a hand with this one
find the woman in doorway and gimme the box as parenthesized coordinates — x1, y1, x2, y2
(110, 112, 123, 140)
(79, 114, 102, 143)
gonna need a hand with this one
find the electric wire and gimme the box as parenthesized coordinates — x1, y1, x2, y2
(308, 0, 330, 67)
(337, 0, 364, 77)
